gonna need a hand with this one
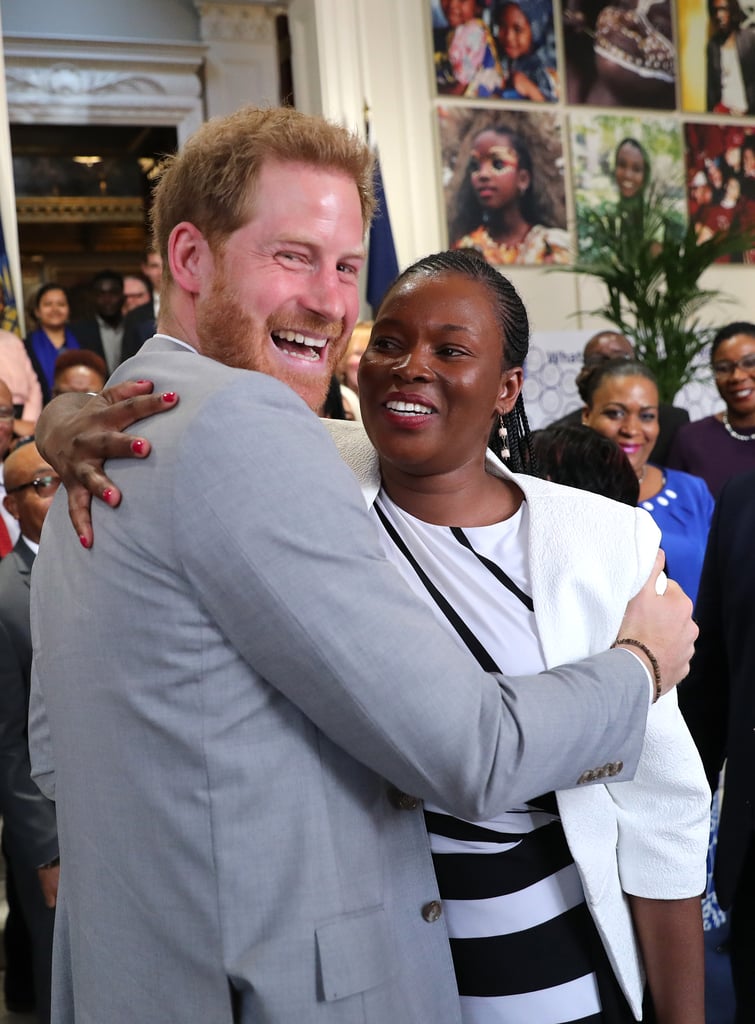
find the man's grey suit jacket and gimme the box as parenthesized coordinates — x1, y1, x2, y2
(30, 337, 651, 1023)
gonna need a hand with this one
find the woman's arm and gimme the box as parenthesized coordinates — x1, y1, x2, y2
(35, 381, 178, 547)
(628, 894, 704, 1024)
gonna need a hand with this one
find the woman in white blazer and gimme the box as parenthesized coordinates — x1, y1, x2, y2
(327, 249, 709, 1024)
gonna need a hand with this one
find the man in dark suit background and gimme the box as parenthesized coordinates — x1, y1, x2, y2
(680, 468, 755, 1024)
(120, 253, 163, 364)
(0, 439, 59, 1022)
(549, 330, 689, 465)
(71, 270, 124, 373)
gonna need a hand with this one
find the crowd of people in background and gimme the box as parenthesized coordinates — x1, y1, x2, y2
(1, 103, 755, 1024)
(0, 249, 161, 1019)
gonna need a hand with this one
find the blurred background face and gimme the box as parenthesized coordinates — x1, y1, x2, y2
(498, 4, 533, 59)
(442, 0, 478, 27)
(582, 332, 634, 367)
(0, 380, 14, 457)
(53, 363, 107, 397)
(3, 442, 59, 544)
(122, 275, 150, 314)
(469, 131, 528, 213)
(141, 251, 163, 289)
(712, 332, 755, 418)
(711, 0, 732, 32)
(339, 322, 372, 393)
(93, 277, 124, 320)
(614, 142, 646, 200)
(35, 288, 69, 332)
(582, 374, 659, 477)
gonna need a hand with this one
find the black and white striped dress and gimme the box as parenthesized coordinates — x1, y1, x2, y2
(371, 491, 634, 1024)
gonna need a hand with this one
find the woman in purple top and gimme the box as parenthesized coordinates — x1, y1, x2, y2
(667, 322, 755, 498)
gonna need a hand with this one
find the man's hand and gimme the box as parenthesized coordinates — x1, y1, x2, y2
(617, 550, 698, 697)
(35, 381, 179, 549)
(37, 862, 60, 909)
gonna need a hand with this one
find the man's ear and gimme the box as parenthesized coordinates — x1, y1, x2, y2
(3, 493, 18, 521)
(168, 222, 212, 296)
(495, 367, 524, 416)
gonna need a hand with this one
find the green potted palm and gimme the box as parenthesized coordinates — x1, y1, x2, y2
(567, 191, 755, 403)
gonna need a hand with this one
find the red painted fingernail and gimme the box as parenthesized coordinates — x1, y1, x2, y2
(131, 438, 146, 455)
(102, 488, 114, 504)
(79, 535, 90, 549)
(162, 391, 177, 403)
(136, 379, 149, 385)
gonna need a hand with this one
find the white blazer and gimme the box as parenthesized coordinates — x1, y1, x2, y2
(325, 420, 710, 1020)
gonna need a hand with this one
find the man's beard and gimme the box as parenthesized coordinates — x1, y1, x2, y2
(196, 267, 346, 412)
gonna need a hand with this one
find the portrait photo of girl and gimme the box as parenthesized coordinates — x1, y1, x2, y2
(438, 106, 570, 266)
(494, 0, 560, 101)
(571, 113, 686, 261)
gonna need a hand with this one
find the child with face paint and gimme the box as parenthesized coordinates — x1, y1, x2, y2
(452, 125, 570, 266)
(495, 0, 559, 102)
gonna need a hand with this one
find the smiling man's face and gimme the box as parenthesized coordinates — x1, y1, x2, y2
(194, 159, 365, 412)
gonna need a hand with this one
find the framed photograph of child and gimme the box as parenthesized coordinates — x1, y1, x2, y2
(437, 105, 570, 266)
(431, 0, 560, 101)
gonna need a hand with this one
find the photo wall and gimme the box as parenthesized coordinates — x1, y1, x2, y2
(430, 0, 755, 267)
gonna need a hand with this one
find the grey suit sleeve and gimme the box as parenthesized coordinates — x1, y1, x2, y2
(173, 377, 648, 819)
(0, 619, 57, 867)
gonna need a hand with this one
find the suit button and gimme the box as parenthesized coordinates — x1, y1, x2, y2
(421, 901, 442, 923)
(387, 786, 420, 811)
(577, 770, 595, 785)
(607, 761, 623, 777)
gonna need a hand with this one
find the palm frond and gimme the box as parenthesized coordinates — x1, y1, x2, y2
(560, 190, 755, 401)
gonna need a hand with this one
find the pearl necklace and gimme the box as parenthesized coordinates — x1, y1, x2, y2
(723, 412, 755, 442)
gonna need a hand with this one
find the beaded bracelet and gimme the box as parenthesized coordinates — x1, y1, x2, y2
(612, 637, 662, 703)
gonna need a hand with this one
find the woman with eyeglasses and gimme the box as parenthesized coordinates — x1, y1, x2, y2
(667, 322, 755, 498)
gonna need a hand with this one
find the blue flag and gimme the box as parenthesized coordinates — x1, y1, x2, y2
(0, 216, 20, 335)
(366, 153, 399, 313)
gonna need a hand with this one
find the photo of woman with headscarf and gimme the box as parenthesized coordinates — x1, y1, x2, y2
(493, 0, 560, 101)
(571, 113, 686, 261)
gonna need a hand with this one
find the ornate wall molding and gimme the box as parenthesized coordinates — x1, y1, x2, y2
(6, 64, 166, 97)
(16, 196, 145, 224)
(196, 3, 280, 44)
(3, 35, 206, 142)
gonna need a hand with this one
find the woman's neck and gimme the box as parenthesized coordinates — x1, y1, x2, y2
(378, 457, 522, 527)
(638, 463, 664, 503)
(725, 404, 755, 429)
(42, 325, 67, 349)
(483, 205, 531, 246)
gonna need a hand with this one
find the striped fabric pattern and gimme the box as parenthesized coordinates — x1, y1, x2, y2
(371, 492, 607, 1022)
